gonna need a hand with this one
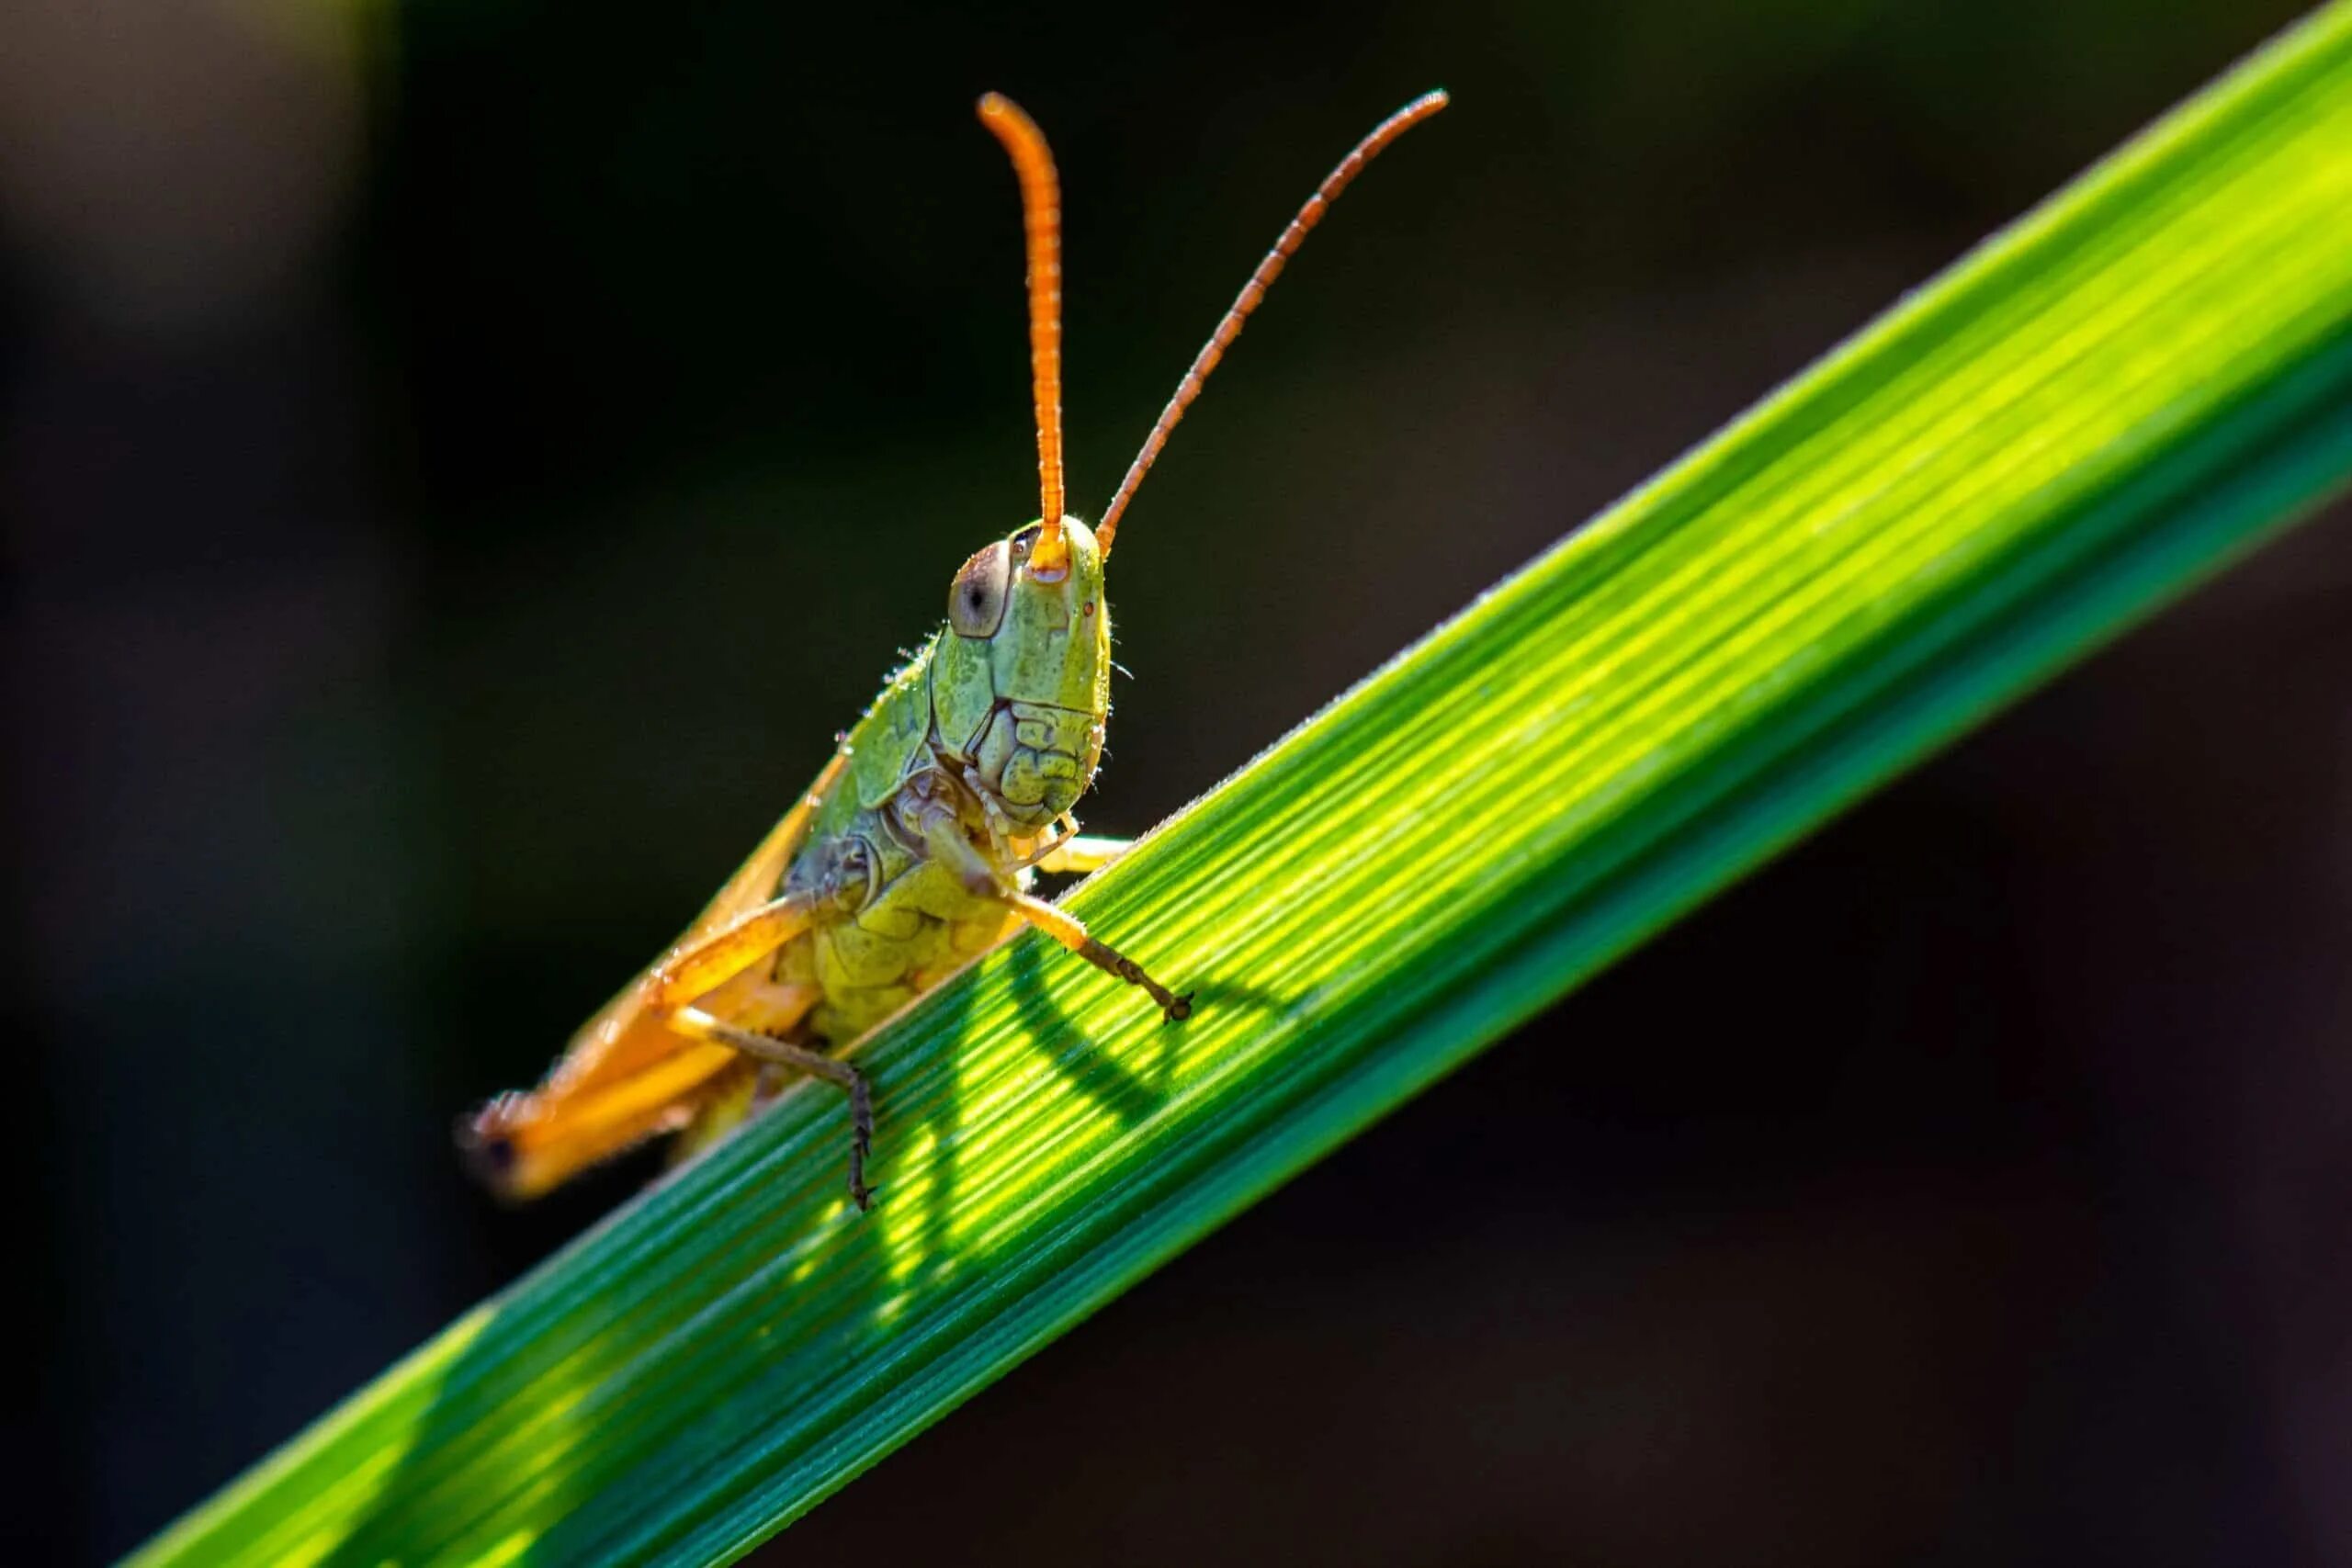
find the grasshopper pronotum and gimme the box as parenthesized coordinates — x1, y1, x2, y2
(465, 90, 1448, 1210)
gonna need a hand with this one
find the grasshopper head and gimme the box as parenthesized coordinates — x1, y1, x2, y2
(954, 88, 1443, 827)
(933, 514, 1109, 829)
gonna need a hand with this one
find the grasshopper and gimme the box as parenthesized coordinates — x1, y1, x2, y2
(465, 90, 1448, 1210)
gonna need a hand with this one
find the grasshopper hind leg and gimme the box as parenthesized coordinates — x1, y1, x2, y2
(671, 1054, 873, 1213)
(673, 1007, 876, 1210)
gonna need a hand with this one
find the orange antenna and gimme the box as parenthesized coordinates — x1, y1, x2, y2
(978, 93, 1069, 570)
(1095, 89, 1448, 559)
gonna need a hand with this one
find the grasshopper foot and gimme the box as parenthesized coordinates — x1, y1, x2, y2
(1074, 936, 1191, 1022)
(847, 1071, 876, 1212)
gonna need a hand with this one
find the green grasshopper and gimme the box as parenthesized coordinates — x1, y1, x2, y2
(465, 90, 1448, 1210)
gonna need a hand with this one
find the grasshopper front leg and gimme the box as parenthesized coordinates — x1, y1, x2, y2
(922, 815, 1190, 1021)
(1006, 892, 1193, 1021)
(1029, 831, 1134, 876)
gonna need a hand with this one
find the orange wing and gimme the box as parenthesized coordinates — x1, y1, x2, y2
(466, 749, 851, 1198)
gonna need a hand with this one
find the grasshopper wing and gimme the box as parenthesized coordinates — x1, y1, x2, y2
(466, 749, 850, 1197)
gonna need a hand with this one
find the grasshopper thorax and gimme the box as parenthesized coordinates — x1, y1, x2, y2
(930, 516, 1110, 829)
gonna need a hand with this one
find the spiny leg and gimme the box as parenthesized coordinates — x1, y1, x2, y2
(672, 1006, 875, 1210)
(665, 976, 825, 1167)
(1005, 891, 1193, 1021)
(643, 899, 871, 1209)
(921, 812, 1189, 1021)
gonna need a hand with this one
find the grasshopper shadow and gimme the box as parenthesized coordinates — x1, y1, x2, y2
(884, 931, 1298, 1298)
(1000, 936, 1173, 1124)
(880, 931, 1183, 1292)
(311, 941, 1292, 1563)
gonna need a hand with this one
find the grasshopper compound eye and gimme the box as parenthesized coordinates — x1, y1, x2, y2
(949, 539, 1012, 637)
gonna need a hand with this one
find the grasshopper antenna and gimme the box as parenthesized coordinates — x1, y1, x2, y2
(1093, 89, 1449, 559)
(978, 94, 1071, 572)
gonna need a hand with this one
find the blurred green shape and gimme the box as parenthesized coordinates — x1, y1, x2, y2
(134, 6, 2352, 1565)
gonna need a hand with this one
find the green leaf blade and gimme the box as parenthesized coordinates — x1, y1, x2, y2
(135, 8, 2352, 1566)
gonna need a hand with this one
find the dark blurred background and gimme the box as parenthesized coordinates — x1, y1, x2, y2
(6, 1, 2349, 1562)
